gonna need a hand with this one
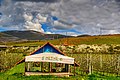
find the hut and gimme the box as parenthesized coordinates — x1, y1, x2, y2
(24, 42, 78, 77)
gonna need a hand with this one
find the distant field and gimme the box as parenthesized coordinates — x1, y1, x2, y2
(4, 35, 120, 46)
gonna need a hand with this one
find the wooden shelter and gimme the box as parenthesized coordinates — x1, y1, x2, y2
(24, 42, 78, 77)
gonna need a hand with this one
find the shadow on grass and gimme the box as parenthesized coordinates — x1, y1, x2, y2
(10, 73, 71, 80)
(87, 73, 120, 80)
(1, 72, 120, 80)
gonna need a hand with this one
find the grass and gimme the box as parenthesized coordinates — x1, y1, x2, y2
(0, 63, 83, 80)
(0, 63, 120, 80)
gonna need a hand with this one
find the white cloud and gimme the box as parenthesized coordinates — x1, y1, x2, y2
(1, 0, 120, 35)
(102, 30, 120, 35)
(50, 0, 120, 35)
(36, 14, 47, 23)
(45, 32, 53, 34)
(23, 13, 33, 21)
(67, 32, 79, 36)
(23, 21, 44, 32)
(53, 20, 75, 30)
(23, 13, 44, 32)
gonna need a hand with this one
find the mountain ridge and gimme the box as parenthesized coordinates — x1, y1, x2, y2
(0, 30, 70, 42)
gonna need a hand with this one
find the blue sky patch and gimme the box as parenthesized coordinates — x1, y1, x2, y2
(0, 27, 7, 32)
(52, 16, 58, 21)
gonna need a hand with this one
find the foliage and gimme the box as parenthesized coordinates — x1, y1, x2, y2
(0, 52, 23, 72)
(0, 46, 40, 72)
(57, 44, 120, 54)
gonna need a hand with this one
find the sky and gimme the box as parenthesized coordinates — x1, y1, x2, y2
(0, 0, 120, 36)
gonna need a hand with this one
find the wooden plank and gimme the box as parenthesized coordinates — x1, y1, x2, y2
(25, 72, 73, 77)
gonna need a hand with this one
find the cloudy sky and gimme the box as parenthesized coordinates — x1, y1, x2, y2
(0, 0, 120, 36)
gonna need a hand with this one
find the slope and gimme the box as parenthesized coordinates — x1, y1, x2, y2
(0, 32, 20, 43)
(2, 30, 69, 40)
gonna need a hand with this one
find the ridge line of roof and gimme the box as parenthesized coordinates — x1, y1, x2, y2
(30, 42, 66, 55)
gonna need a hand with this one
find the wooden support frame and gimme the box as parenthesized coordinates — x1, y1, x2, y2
(25, 62, 75, 77)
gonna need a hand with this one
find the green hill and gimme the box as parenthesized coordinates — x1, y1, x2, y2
(5, 34, 120, 46)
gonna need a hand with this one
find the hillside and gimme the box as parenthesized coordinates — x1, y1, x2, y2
(65, 34, 120, 45)
(3, 34, 119, 46)
(0, 30, 70, 42)
(0, 32, 20, 42)
(1, 30, 120, 45)
(42, 34, 120, 45)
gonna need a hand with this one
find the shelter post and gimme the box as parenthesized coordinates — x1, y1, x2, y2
(28, 62, 30, 71)
(68, 64, 70, 73)
(65, 64, 69, 72)
(49, 62, 52, 72)
(41, 62, 43, 72)
(74, 61, 75, 76)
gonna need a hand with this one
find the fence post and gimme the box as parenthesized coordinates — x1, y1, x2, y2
(100, 53, 102, 69)
(118, 54, 120, 76)
(87, 53, 89, 70)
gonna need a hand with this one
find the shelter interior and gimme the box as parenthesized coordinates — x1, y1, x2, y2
(25, 62, 70, 73)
